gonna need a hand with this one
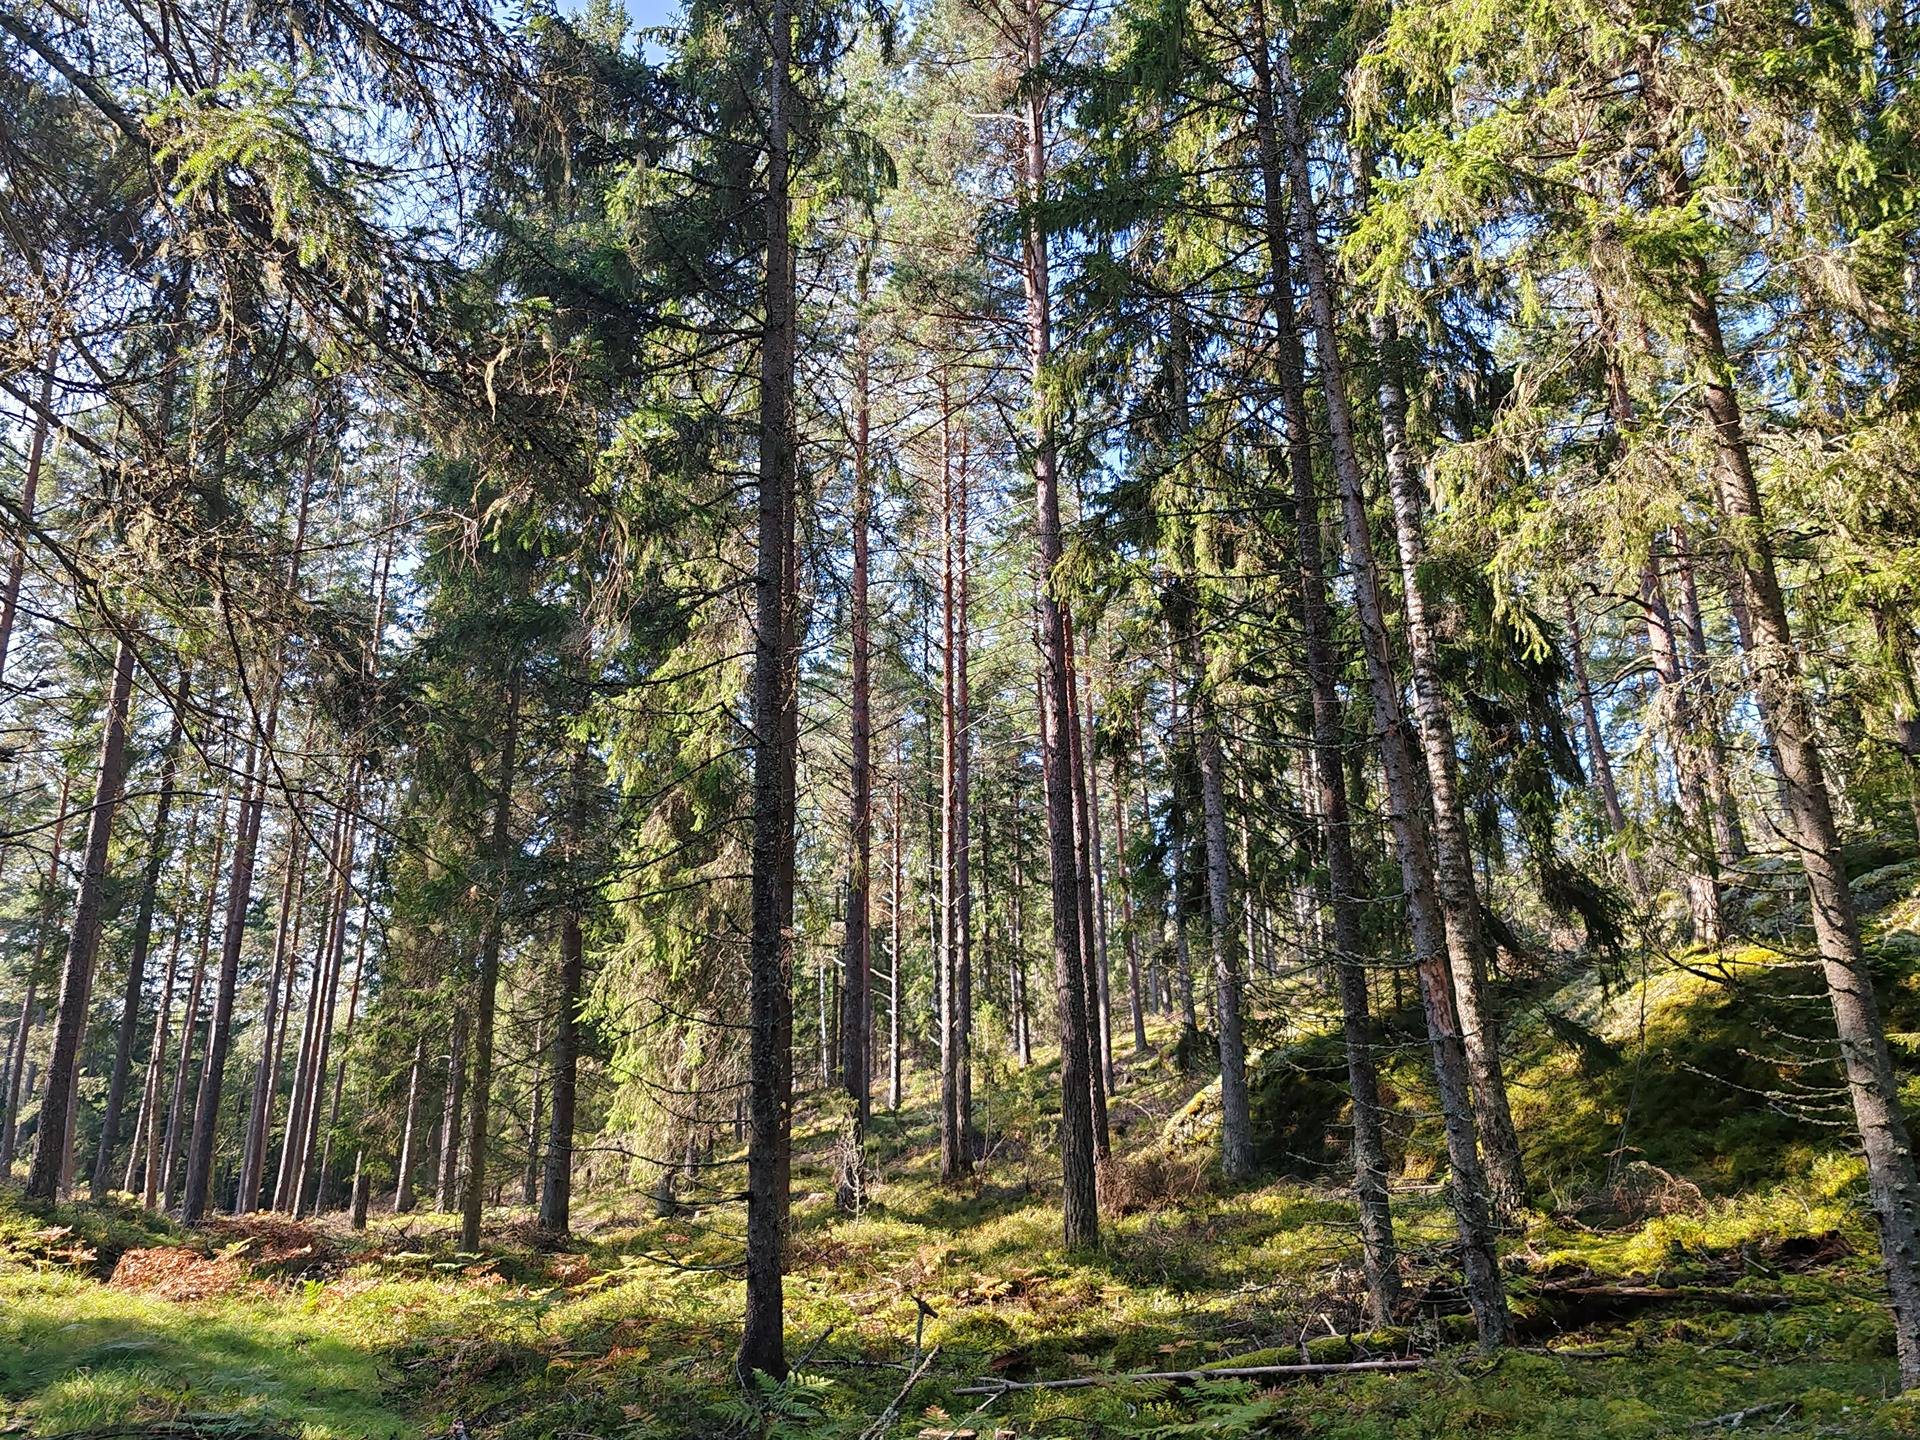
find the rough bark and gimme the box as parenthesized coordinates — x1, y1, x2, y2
(1372, 305, 1527, 1220)
(436, 1004, 468, 1211)
(540, 749, 589, 1234)
(158, 772, 231, 1208)
(1682, 259, 1920, 1388)
(1114, 761, 1148, 1057)
(90, 669, 188, 1200)
(839, 313, 873, 1130)
(1022, 0, 1098, 1246)
(28, 635, 138, 1201)
(1261, 24, 1506, 1346)
(741, 0, 798, 1375)
(460, 668, 521, 1251)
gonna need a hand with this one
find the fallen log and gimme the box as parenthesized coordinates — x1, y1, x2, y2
(954, 1357, 1425, 1395)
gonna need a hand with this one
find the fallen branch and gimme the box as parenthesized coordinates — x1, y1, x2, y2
(954, 1357, 1424, 1395)
(859, 1344, 942, 1440)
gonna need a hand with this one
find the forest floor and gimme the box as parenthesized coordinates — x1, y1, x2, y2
(10, 875, 1920, 1438)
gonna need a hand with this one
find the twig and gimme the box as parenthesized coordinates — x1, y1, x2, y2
(954, 1357, 1425, 1395)
(858, 1343, 942, 1440)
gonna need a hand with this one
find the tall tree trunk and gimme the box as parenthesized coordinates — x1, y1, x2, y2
(275, 809, 345, 1212)
(240, 825, 307, 1211)
(1372, 305, 1528, 1220)
(1193, 673, 1252, 1182)
(1, 772, 68, 1171)
(939, 391, 964, 1182)
(315, 871, 376, 1209)
(1080, 638, 1115, 1096)
(1673, 522, 1747, 864)
(1022, 0, 1098, 1247)
(955, 430, 974, 1154)
(436, 1004, 468, 1212)
(91, 668, 189, 1199)
(541, 748, 589, 1234)
(1065, 630, 1110, 1160)
(889, 761, 904, 1111)
(394, 1032, 425, 1214)
(839, 310, 873, 1130)
(741, 0, 798, 1375)
(1114, 760, 1148, 1057)
(1642, 553, 1726, 942)
(522, 1017, 543, 1207)
(1260, 24, 1506, 1347)
(460, 668, 521, 1251)
(0, 355, 56, 690)
(1011, 781, 1032, 1066)
(28, 635, 138, 1201)
(158, 770, 231, 1208)
(1681, 258, 1920, 1388)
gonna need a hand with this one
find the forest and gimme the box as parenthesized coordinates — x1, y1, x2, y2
(1, 0, 1918, 1434)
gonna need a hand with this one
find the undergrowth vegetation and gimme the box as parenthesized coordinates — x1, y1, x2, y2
(8, 889, 1920, 1438)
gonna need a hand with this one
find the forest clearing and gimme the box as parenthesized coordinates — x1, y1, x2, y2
(4, 0, 1920, 1432)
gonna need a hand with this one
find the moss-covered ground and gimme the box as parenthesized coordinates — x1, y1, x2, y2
(9, 861, 1920, 1437)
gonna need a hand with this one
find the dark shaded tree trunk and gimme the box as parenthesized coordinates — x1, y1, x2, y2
(1, 774, 68, 1172)
(0, 356, 56, 688)
(938, 393, 965, 1182)
(156, 772, 231, 1208)
(888, 761, 903, 1111)
(460, 668, 521, 1251)
(1022, 0, 1097, 1246)
(28, 635, 138, 1201)
(1114, 759, 1148, 1057)
(91, 669, 188, 1200)
(741, 0, 798, 1376)
(436, 1005, 468, 1212)
(241, 826, 308, 1212)
(1065, 631, 1110, 1161)
(540, 749, 589, 1234)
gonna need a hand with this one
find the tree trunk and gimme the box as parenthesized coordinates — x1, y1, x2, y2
(28, 635, 138, 1201)
(939, 390, 964, 1182)
(1643, 553, 1726, 942)
(1194, 678, 1252, 1182)
(0, 356, 56, 689)
(840, 311, 873, 1130)
(90, 669, 188, 1200)
(1114, 758, 1148, 1057)
(1261, 25, 1506, 1347)
(1081, 638, 1116, 1095)
(275, 810, 344, 1212)
(888, 762, 904, 1111)
(158, 771, 232, 1209)
(460, 668, 521, 1251)
(540, 749, 589, 1234)
(240, 825, 308, 1211)
(1372, 304, 1528, 1220)
(436, 1004, 468, 1211)
(1, 773, 68, 1171)
(741, 0, 798, 1376)
(1563, 597, 1650, 903)
(955, 430, 974, 1154)
(1065, 630, 1110, 1160)
(1022, 0, 1098, 1247)
(1682, 259, 1920, 1389)
(394, 1033, 425, 1214)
